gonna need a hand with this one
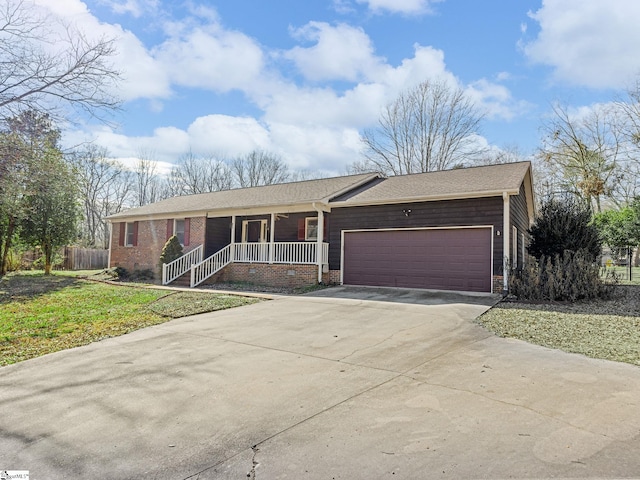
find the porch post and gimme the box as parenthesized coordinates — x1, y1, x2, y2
(316, 210, 324, 283)
(269, 213, 275, 264)
(230, 215, 236, 262)
(503, 192, 510, 292)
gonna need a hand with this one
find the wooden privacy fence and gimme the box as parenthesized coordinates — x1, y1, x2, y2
(62, 246, 108, 270)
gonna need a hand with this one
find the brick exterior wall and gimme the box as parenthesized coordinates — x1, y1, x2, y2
(204, 263, 328, 288)
(110, 217, 206, 277)
(327, 269, 341, 285)
(493, 275, 505, 295)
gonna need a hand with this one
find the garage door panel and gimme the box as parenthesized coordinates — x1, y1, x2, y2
(343, 228, 492, 293)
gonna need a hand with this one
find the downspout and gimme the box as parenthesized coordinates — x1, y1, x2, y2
(312, 203, 325, 284)
(107, 221, 112, 268)
(503, 192, 510, 293)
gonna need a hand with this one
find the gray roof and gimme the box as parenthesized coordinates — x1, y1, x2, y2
(107, 173, 379, 220)
(331, 162, 532, 205)
(108, 162, 532, 220)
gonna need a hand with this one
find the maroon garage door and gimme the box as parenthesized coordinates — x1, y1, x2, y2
(343, 228, 492, 293)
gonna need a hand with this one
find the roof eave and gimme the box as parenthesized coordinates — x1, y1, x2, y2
(330, 189, 521, 208)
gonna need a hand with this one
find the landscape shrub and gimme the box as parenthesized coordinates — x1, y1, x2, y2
(510, 249, 614, 302)
(109, 266, 155, 282)
(160, 235, 183, 265)
(528, 198, 601, 262)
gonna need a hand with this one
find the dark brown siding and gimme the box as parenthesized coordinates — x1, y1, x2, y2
(272, 212, 327, 242)
(510, 183, 531, 267)
(329, 197, 504, 274)
(205, 217, 231, 257)
(205, 212, 327, 257)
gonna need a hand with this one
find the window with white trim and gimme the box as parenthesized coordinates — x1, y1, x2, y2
(174, 219, 185, 245)
(125, 222, 135, 247)
(305, 217, 318, 241)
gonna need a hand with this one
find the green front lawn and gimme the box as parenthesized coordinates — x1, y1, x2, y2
(0, 273, 262, 366)
(478, 285, 640, 366)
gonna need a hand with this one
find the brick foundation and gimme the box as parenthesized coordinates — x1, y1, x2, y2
(204, 263, 336, 288)
(492, 275, 505, 294)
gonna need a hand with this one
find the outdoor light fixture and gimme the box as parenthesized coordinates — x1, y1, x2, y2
(403, 209, 412, 217)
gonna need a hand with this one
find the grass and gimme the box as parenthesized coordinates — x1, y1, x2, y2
(0, 272, 262, 366)
(600, 265, 640, 285)
(478, 285, 640, 366)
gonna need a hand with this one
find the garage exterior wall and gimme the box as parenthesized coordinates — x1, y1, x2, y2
(328, 196, 505, 276)
(510, 184, 532, 268)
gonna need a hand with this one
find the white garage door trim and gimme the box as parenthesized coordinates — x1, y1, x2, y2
(340, 225, 494, 292)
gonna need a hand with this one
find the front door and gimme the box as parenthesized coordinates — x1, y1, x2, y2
(240, 220, 268, 262)
(243, 220, 267, 243)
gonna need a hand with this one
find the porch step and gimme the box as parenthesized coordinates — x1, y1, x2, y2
(169, 272, 191, 287)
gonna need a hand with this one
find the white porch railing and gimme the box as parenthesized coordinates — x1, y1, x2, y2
(234, 242, 328, 265)
(234, 243, 270, 263)
(162, 245, 203, 285)
(188, 242, 329, 288)
(190, 245, 232, 287)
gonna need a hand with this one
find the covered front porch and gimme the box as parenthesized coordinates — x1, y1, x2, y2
(163, 207, 330, 288)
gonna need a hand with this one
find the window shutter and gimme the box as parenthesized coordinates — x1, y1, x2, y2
(133, 221, 139, 247)
(297, 219, 305, 240)
(184, 218, 191, 246)
(118, 222, 125, 246)
(166, 219, 173, 240)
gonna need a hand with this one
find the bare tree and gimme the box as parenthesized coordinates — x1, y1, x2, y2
(232, 150, 290, 187)
(539, 103, 621, 213)
(612, 81, 640, 203)
(0, 0, 120, 122)
(167, 151, 233, 196)
(358, 79, 486, 175)
(474, 144, 529, 166)
(133, 151, 164, 206)
(69, 144, 133, 248)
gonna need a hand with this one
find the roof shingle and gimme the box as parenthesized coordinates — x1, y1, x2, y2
(330, 162, 532, 205)
(107, 173, 379, 219)
(107, 162, 532, 220)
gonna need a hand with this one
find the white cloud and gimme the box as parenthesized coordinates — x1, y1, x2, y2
(355, 0, 440, 15)
(265, 44, 458, 129)
(285, 22, 385, 82)
(153, 26, 264, 92)
(67, 115, 269, 163)
(98, 0, 160, 17)
(466, 79, 531, 121)
(186, 115, 271, 155)
(523, 0, 640, 89)
(268, 123, 363, 173)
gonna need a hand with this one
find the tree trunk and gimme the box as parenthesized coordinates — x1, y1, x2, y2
(44, 243, 52, 275)
(0, 216, 16, 276)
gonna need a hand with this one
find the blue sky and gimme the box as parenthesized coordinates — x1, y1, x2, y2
(42, 0, 640, 176)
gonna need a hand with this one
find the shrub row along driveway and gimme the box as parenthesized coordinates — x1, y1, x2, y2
(2, 287, 640, 479)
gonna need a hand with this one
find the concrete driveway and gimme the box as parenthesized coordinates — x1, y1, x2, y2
(1, 287, 640, 479)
